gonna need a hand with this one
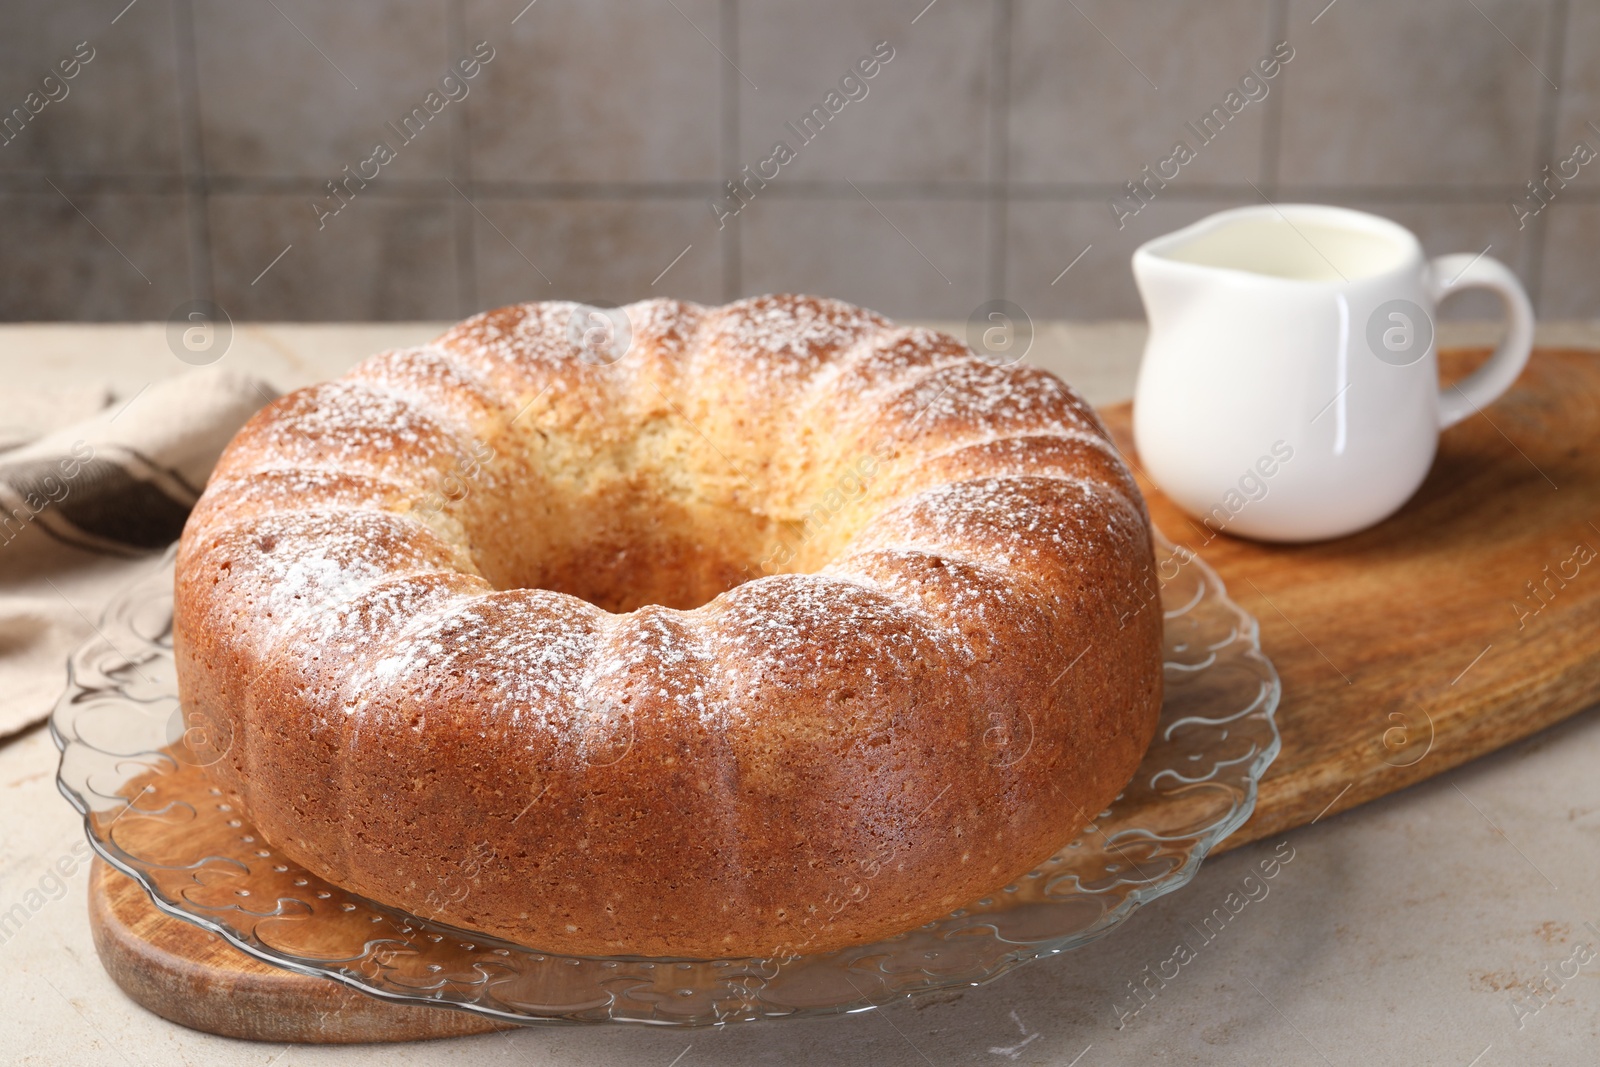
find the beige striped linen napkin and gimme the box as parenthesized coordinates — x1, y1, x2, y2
(0, 372, 273, 742)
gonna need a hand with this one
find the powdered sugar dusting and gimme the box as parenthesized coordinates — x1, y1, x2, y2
(276, 383, 438, 455)
(216, 382, 471, 491)
(360, 590, 602, 730)
(706, 572, 958, 709)
(883, 362, 1101, 442)
(854, 475, 1103, 574)
(623, 297, 699, 360)
(189, 294, 1150, 752)
(585, 605, 719, 726)
(699, 294, 890, 390)
(211, 511, 462, 652)
(188, 468, 409, 543)
(346, 346, 507, 438)
(829, 327, 972, 394)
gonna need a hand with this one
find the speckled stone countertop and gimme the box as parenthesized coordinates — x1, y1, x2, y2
(3, 321, 1597, 1066)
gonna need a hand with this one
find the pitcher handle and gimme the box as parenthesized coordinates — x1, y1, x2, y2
(1426, 253, 1535, 429)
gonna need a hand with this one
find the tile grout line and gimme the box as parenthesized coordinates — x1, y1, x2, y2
(720, 0, 741, 302)
(1258, 0, 1288, 194)
(15, 0, 1589, 323)
(985, 0, 1013, 300)
(1523, 0, 1570, 313)
(447, 0, 478, 314)
(9, 173, 1595, 205)
(170, 0, 213, 304)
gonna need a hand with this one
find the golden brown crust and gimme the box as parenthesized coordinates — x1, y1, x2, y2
(173, 294, 1163, 959)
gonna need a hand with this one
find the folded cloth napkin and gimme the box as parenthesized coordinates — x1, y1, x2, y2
(0, 371, 275, 741)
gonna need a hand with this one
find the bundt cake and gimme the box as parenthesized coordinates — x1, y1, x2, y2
(174, 295, 1163, 959)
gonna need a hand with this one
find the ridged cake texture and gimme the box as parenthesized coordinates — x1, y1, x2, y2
(174, 294, 1163, 958)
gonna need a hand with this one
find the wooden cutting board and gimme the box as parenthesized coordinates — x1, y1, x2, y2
(1109, 346, 1600, 850)
(89, 347, 1600, 1041)
(88, 857, 509, 1042)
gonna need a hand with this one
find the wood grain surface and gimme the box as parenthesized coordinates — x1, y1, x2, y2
(1099, 347, 1600, 850)
(88, 346, 1599, 1040)
(88, 857, 509, 1042)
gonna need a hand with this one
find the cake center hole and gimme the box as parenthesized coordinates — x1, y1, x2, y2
(456, 412, 843, 613)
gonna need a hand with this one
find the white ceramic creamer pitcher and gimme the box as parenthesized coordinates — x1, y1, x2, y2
(1131, 204, 1534, 543)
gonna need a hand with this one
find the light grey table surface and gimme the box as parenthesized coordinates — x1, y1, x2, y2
(3, 320, 1598, 1066)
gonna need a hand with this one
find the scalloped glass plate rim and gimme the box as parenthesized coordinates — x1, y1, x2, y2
(53, 528, 1281, 1027)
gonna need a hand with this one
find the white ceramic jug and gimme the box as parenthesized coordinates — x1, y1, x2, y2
(1131, 204, 1534, 543)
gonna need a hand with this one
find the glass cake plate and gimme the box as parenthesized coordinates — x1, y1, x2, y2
(53, 530, 1280, 1027)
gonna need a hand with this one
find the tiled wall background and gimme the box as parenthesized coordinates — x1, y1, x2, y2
(1, 0, 1594, 323)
